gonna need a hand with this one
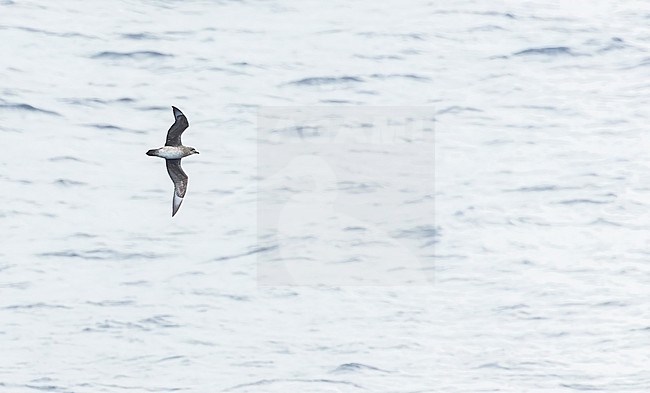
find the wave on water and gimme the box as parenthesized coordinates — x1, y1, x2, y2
(436, 106, 482, 115)
(513, 46, 575, 56)
(4, 303, 71, 310)
(120, 32, 161, 40)
(53, 179, 86, 187)
(212, 245, 278, 262)
(392, 224, 438, 243)
(60, 97, 135, 106)
(39, 249, 163, 260)
(85, 123, 123, 130)
(0, 100, 60, 116)
(48, 156, 85, 162)
(0, 24, 96, 39)
(287, 76, 364, 86)
(368, 73, 430, 81)
(84, 123, 144, 133)
(224, 378, 364, 392)
(91, 51, 173, 60)
(331, 363, 390, 374)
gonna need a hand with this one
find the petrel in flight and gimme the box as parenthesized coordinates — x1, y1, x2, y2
(146, 106, 199, 216)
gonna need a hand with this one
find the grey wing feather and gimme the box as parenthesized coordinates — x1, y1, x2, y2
(166, 159, 188, 216)
(165, 106, 189, 146)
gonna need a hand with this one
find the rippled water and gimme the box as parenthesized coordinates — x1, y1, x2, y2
(2, 1, 650, 392)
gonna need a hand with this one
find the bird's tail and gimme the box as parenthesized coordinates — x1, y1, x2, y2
(146, 149, 158, 156)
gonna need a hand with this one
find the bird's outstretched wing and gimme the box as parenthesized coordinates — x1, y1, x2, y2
(165, 106, 189, 146)
(166, 159, 188, 217)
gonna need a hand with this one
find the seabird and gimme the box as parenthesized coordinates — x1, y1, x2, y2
(146, 106, 199, 217)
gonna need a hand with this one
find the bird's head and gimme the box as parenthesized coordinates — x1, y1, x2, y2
(190, 147, 200, 155)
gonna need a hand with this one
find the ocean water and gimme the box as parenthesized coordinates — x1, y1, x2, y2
(1, 0, 649, 392)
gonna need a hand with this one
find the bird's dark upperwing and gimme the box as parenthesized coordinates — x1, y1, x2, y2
(166, 159, 188, 216)
(165, 106, 189, 146)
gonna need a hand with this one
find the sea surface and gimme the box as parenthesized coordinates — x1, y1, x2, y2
(1, 1, 650, 392)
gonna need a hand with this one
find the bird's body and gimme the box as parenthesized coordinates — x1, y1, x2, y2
(146, 106, 199, 217)
(146, 146, 196, 160)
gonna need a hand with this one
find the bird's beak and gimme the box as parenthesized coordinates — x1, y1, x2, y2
(195, 151, 200, 154)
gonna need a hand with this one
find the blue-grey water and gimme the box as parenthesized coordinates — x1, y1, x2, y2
(2, 1, 649, 392)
